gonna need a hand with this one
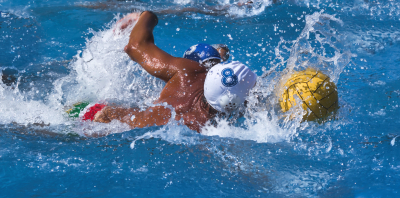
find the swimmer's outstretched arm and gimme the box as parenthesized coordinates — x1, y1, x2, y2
(124, 11, 204, 82)
(93, 106, 171, 129)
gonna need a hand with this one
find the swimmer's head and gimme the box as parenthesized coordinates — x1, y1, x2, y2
(204, 61, 257, 113)
(211, 44, 230, 62)
(183, 43, 222, 68)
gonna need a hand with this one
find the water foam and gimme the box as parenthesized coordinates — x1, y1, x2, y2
(0, 83, 65, 125)
(58, 17, 163, 107)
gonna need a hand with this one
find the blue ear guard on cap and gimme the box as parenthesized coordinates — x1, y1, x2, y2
(183, 43, 222, 63)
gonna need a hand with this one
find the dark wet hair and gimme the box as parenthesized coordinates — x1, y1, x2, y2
(211, 44, 230, 61)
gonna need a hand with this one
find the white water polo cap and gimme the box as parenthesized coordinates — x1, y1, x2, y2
(204, 61, 257, 113)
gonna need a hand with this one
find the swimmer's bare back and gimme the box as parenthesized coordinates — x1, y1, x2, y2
(94, 11, 217, 132)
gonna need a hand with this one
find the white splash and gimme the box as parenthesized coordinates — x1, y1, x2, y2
(391, 136, 397, 146)
(0, 83, 65, 125)
(57, 16, 163, 107)
(173, 0, 192, 5)
(130, 122, 200, 149)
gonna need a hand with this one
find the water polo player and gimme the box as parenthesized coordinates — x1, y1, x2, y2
(92, 11, 257, 132)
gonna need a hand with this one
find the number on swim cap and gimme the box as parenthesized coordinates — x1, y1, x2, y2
(221, 68, 238, 87)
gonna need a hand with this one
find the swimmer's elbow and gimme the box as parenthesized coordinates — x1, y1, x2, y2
(124, 43, 137, 53)
(124, 42, 141, 58)
(124, 45, 130, 53)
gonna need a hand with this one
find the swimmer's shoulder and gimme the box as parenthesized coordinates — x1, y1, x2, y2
(171, 57, 207, 74)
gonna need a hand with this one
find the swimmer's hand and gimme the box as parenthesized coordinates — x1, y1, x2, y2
(115, 12, 141, 32)
(93, 106, 141, 127)
(93, 106, 112, 123)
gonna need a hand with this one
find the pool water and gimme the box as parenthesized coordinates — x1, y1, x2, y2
(1, 0, 400, 197)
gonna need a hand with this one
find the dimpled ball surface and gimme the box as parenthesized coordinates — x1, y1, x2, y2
(279, 68, 338, 121)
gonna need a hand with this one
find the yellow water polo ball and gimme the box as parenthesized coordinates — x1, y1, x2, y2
(278, 68, 338, 121)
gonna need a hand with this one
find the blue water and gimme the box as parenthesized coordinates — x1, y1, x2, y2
(1, 0, 400, 197)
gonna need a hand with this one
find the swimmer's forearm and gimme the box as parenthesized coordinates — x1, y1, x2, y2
(124, 11, 157, 63)
(127, 11, 157, 50)
(94, 106, 171, 129)
(124, 11, 183, 82)
(94, 106, 140, 124)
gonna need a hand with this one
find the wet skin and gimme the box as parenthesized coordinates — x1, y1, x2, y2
(94, 11, 217, 132)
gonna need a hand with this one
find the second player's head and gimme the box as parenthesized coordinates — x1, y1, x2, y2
(183, 43, 222, 68)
